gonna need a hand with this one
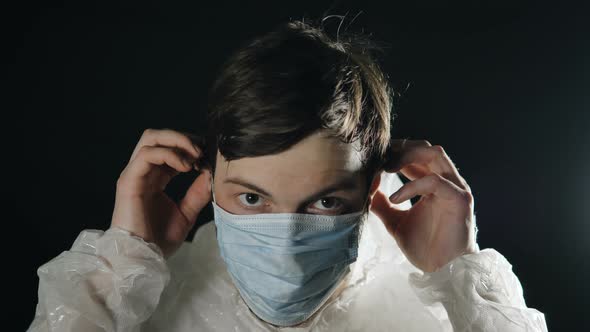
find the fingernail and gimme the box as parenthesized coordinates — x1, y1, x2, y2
(389, 191, 400, 202)
(193, 144, 202, 156)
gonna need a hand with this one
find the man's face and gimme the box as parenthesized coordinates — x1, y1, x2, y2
(212, 130, 381, 215)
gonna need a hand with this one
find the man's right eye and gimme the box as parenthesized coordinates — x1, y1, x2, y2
(237, 193, 264, 208)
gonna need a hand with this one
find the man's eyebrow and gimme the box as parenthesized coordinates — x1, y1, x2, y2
(223, 175, 360, 203)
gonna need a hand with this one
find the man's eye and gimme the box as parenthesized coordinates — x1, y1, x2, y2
(311, 197, 344, 211)
(237, 193, 345, 212)
(237, 193, 264, 208)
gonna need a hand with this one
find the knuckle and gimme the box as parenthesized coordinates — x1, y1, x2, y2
(137, 145, 152, 157)
(461, 190, 474, 205)
(432, 145, 445, 155)
(427, 173, 443, 186)
(421, 139, 432, 147)
(464, 182, 472, 192)
(137, 145, 159, 161)
(116, 176, 138, 197)
(116, 176, 129, 189)
(161, 127, 176, 136)
(142, 128, 153, 137)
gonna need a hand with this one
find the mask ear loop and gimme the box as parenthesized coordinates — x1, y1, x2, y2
(209, 169, 218, 237)
(210, 174, 216, 203)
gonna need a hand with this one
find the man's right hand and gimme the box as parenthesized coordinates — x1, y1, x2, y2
(111, 128, 212, 258)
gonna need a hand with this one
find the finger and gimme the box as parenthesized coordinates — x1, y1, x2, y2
(178, 130, 207, 151)
(369, 189, 408, 236)
(384, 138, 437, 181)
(177, 131, 211, 172)
(389, 173, 466, 204)
(386, 144, 469, 191)
(389, 145, 453, 175)
(382, 139, 431, 172)
(130, 128, 202, 163)
(393, 164, 431, 182)
(126, 145, 196, 185)
(178, 168, 213, 223)
(428, 145, 469, 191)
(390, 138, 431, 151)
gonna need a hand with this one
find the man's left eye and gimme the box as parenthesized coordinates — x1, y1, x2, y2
(312, 197, 344, 211)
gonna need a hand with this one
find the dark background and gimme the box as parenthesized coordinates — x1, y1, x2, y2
(8, 0, 588, 330)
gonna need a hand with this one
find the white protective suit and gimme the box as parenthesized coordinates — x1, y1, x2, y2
(28, 171, 548, 331)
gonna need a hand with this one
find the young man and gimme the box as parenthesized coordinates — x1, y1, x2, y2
(28, 19, 548, 331)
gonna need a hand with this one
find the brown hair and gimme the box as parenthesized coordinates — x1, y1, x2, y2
(202, 17, 395, 212)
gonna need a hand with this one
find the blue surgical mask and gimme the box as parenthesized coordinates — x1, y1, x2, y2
(210, 177, 365, 327)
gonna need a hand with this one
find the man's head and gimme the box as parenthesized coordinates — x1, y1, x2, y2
(203, 18, 394, 216)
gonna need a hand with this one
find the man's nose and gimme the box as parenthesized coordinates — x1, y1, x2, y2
(268, 201, 309, 214)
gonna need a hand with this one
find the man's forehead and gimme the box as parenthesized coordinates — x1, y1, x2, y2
(220, 158, 360, 185)
(215, 131, 364, 177)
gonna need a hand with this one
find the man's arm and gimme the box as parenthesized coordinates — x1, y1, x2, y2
(409, 247, 548, 332)
(27, 227, 170, 332)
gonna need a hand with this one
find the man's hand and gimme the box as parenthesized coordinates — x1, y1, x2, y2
(370, 139, 479, 273)
(111, 128, 212, 258)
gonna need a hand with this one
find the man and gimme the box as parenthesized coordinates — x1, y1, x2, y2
(27, 18, 548, 331)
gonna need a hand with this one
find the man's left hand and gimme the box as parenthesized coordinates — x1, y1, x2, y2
(369, 139, 479, 273)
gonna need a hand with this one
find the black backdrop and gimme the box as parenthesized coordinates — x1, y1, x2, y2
(9, 1, 588, 330)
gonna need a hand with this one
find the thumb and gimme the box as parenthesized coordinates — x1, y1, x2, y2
(370, 189, 407, 236)
(178, 169, 212, 224)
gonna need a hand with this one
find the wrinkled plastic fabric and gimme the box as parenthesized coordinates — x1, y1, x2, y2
(27, 172, 548, 332)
